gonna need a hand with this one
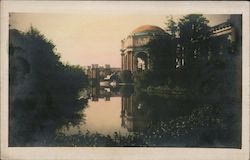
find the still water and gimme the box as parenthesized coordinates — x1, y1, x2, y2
(9, 85, 241, 147)
(62, 97, 129, 136)
(60, 86, 199, 137)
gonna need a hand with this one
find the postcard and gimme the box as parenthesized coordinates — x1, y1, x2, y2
(1, 1, 249, 160)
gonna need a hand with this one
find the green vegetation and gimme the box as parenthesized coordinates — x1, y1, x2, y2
(9, 27, 89, 146)
(119, 70, 133, 83)
(134, 14, 241, 101)
(165, 16, 178, 38)
(144, 85, 187, 99)
(126, 15, 241, 147)
(45, 103, 239, 147)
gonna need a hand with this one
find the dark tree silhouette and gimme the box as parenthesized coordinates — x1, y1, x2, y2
(146, 37, 176, 86)
(119, 70, 133, 83)
(9, 27, 89, 146)
(178, 14, 211, 70)
(165, 16, 178, 39)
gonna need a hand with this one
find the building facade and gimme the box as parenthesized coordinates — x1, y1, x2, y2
(121, 25, 170, 72)
(176, 15, 241, 68)
(121, 16, 241, 72)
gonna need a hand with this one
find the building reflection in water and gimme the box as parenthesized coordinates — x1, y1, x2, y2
(78, 85, 195, 135)
(121, 94, 148, 132)
(90, 85, 120, 102)
(89, 85, 150, 133)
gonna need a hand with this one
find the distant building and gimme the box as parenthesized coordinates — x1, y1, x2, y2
(105, 64, 110, 69)
(86, 64, 121, 80)
(91, 64, 100, 79)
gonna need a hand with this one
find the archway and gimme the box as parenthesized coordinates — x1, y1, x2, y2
(135, 52, 148, 71)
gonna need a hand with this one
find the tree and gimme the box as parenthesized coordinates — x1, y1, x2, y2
(165, 16, 178, 39)
(178, 14, 211, 70)
(147, 37, 176, 84)
(119, 70, 133, 83)
(9, 27, 89, 146)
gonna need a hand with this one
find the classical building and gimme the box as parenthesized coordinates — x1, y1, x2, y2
(122, 16, 241, 72)
(121, 25, 170, 72)
(176, 15, 241, 68)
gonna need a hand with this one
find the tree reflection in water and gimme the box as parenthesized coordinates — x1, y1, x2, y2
(10, 83, 241, 147)
(10, 96, 88, 146)
(119, 86, 240, 147)
(53, 85, 240, 147)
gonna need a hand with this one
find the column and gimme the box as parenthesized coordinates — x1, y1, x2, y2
(133, 53, 137, 72)
(128, 52, 131, 71)
(130, 52, 134, 71)
(124, 54, 127, 70)
(126, 54, 128, 70)
(121, 53, 124, 70)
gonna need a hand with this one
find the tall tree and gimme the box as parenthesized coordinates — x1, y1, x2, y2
(178, 14, 211, 70)
(147, 36, 176, 85)
(9, 27, 89, 146)
(165, 16, 178, 39)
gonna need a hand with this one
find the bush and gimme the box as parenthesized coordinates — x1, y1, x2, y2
(9, 27, 89, 146)
(119, 70, 133, 83)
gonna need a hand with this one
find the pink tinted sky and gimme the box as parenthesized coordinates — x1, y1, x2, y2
(10, 13, 229, 68)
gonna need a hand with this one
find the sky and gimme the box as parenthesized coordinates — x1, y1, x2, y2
(10, 13, 230, 68)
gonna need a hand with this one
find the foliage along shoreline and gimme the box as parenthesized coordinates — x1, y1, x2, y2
(48, 103, 240, 148)
(9, 27, 89, 146)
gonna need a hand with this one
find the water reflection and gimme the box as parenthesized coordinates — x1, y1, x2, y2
(62, 85, 198, 135)
(10, 84, 241, 147)
(121, 95, 148, 132)
(120, 88, 200, 133)
(62, 97, 128, 136)
(62, 85, 131, 136)
(90, 85, 120, 102)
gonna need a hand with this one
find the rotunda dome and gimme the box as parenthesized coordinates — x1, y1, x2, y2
(131, 25, 166, 35)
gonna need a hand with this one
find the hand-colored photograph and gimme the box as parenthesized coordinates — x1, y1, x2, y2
(9, 13, 242, 148)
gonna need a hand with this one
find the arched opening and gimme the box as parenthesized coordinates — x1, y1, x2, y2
(135, 52, 148, 71)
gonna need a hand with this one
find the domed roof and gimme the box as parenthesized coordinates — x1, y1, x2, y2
(131, 25, 166, 35)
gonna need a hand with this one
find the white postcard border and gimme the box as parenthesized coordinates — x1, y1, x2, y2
(1, 1, 249, 160)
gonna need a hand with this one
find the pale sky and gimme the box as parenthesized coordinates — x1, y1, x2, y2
(10, 13, 229, 68)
